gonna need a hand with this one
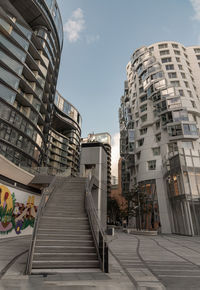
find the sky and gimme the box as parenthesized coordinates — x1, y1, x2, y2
(56, 0, 200, 177)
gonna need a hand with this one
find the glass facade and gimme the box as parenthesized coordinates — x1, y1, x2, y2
(0, 0, 68, 175)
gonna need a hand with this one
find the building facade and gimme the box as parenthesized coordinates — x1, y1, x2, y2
(0, 0, 82, 179)
(48, 91, 81, 176)
(82, 133, 111, 198)
(119, 41, 200, 235)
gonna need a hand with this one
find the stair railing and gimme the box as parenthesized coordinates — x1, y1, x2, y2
(85, 175, 109, 273)
(25, 176, 58, 275)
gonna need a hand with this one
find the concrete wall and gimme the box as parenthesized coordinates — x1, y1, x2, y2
(80, 144, 107, 229)
(0, 181, 41, 239)
(0, 154, 34, 185)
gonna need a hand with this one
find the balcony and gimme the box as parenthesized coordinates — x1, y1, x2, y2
(167, 122, 199, 140)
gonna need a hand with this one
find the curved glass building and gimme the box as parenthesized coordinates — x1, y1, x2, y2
(0, 0, 63, 173)
(48, 91, 82, 176)
(120, 41, 200, 235)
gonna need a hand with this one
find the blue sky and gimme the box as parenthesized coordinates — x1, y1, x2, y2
(56, 0, 200, 175)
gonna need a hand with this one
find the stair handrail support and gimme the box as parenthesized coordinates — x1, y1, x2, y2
(25, 175, 58, 275)
(85, 175, 109, 273)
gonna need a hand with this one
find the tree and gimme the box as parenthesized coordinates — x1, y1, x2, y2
(124, 184, 148, 230)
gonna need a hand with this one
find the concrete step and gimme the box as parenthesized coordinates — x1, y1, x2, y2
(37, 229, 91, 235)
(36, 239, 94, 247)
(33, 253, 97, 261)
(37, 234, 93, 240)
(34, 246, 96, 253)
(38, 224, 90, 229)
(43, 214, 87, 218)
(40, 216, 89, 221)
(32, 260, 99, 269)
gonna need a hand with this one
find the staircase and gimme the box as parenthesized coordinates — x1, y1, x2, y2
(30, 177, 100, 273)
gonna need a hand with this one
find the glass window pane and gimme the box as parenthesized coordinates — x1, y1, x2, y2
(0, 83, 16, 104)
(0, 34, 26, 62)
(11, 30, 29, 51)
(0, 67, 19, 89)
(0, 49, 23, 75)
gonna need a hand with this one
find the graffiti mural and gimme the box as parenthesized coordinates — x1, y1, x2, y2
(0, 184, 38, 235)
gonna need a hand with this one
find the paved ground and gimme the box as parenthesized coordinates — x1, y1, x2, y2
(110, 232, 200, 290)
(1, 232, 200, 289)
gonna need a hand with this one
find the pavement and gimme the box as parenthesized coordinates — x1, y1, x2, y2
(0, 232, 200, 289)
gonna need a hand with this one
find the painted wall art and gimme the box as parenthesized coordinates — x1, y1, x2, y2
(0, 184, 40, 236)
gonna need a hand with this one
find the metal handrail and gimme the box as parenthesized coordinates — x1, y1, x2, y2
(85, 175, 109, 273)
(25, 176, 58, 275)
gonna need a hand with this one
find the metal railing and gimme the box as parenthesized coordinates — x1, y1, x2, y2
(25, 176, 59, 274)
(85, 175, 109, 273)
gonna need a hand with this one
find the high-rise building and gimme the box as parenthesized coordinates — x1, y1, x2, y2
(48, 91, 82, 176)
(119, 41, 200, 235)
(0, 0, 82, 180)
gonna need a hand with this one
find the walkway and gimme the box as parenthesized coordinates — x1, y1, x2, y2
(110, 232, 200, 289)
(1, 232, 200, 289)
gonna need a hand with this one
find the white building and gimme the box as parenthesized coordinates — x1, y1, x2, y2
(119, 41, 200, 235)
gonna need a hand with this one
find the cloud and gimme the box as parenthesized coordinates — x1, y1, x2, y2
(190, 0, 200, 21)
(111, 133, 120, 178)
(64, 8, 85, 43)
(86, 34, 100, 45)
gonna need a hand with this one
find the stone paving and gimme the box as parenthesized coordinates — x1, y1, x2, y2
(1, 232, 200, 289)
(110, 232, 200, 289)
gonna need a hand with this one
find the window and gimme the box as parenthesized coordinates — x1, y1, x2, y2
(188, 90, 192, 98)
(179, 89, 184, 96)
(148, 160, 156, 170)
(172, 43, 178, 48)
(161, 57, 171, 63)
(156, 121, 160, 129)
(140, 104, 147, 112)
(140, 127, 147, 135)
(173, 110, 188, 122)
(168, 72, 177, 78)
(178, 64, 183, 70)
(168, 124, 182, 136)
(141, 114, 147, 122)
(158, 43, 168, 49)
(149, 47, 154, 52)
(138, 138, 144, 147)
(166, 64, 174, 70)
(170, 80, 180, 87)
(181, 72, 186, 79)
(140, 95, 147, 103)
(183, 124, 198, 135)
(191, 100, 196, 108)
(176, 57, 180, 62)
(152, 147, 160, 155)
(196, 55, 200, 60)
(184, 81, 189, 88)
(0, 83, 16, 104)
(160, 50, 170, 56)
(0, 67, 19, 89)
(194, 48, 200, 53)
(156, 133, 161, 142)
(174, 50, 180, 55)
(136, 151, 141, 160)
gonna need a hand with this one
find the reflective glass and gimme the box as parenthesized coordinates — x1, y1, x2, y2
(11, 30, 29, 51)
(0, 83, 16, 104)
(0, 67, 19, 89)
(0, 34, 26, 62)
(15, 22, 32, 40)
(0, 49, 23, 75)
(0, 17, 11, 32)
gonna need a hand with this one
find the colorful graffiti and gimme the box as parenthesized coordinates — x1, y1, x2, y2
(0, 185, 38, 235)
